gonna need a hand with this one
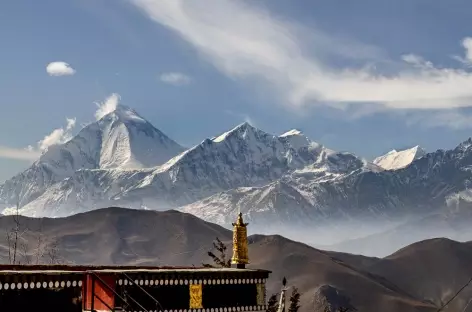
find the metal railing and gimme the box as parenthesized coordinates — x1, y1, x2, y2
(87, 271, 149, 312)
(121, 272, 164, 312)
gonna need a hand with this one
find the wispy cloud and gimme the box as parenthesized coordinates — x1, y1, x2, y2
(0, 93, 123, 161)
(159, 72, 192, 86)
(405, 110, 472, 130)
(131, 0, 472, 113)
(0, 146, 41, 161)
(452, 37, 472, 68)
(46, 61, 76, 76)
(0, 117, 77, 161)
(224, 110, 255, 126)
(94, 93, 120, 120)
(37, 117, 76, 151)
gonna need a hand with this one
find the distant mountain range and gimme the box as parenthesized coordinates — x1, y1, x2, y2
(1, 105, 472, 248)
(1, 207, 471, 312)
(0, 105, 375, 218)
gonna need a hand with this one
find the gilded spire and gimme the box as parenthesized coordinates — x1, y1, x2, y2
(231, 212, 249, 268)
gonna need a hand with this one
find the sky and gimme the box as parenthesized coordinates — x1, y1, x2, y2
(1, 0, 472, 181)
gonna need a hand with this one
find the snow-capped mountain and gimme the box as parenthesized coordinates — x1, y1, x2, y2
(5, 103, 470, 235)
(181, 138, 472, 229)
(1, 121, 369, 217)
(0, 105, 184, 209)
(373, 145, 426, 170)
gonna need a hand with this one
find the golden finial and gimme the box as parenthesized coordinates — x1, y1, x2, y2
(231, 212, 249, 268)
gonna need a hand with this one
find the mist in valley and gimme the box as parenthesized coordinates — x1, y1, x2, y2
(243, 207, 472, 258)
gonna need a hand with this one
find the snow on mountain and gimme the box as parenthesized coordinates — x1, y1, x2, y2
(179, 179, 324, 228)
(4, 122, 366, 217)
(373, 145, 426, 170)
(0, 105, 184, 209)
(178, 132, 377, 228)
(5, 101, 461, 231)
(181, 138, 472, 231)
(113, 123, 368, 206)
(95, 105, 185, 169)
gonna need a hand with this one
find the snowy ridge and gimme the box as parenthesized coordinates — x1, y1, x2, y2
(373, 145, 426, 170)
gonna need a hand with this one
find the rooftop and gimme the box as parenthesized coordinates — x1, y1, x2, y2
(0, 264, 271, 274)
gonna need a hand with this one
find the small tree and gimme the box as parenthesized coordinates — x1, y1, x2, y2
(202, 237, 231, 268)
(4, 204, 62, 265)
(6, 201, 27, 264)
(288, 287, 300, 312)
(46, 239, 62, 264)
(267, 293, 279, 312)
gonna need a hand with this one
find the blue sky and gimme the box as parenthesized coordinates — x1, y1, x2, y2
(1, 0, 472, 181)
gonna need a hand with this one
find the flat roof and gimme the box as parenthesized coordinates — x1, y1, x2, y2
(0, 264, 271, 274)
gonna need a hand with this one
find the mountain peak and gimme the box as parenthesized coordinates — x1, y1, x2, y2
(278, 129, 323, 152)
(279, 129, 303, 137)
(101, 104, 146, 124)
(373, 145, 426, 170)
(455, 137, 472, 152)
(212, 121, 261, 143)
(233, 121, 256, 132)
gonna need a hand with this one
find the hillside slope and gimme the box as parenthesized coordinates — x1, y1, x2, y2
(2, 207, 471, 312)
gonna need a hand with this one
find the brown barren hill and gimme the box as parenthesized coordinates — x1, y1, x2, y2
(0, 207, 232, 266)
(247, 234, 436, 312)
(1, 208, 471, 312)
(363, 238, 472, 312)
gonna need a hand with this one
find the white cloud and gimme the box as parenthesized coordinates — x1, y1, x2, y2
(464, 37, 472, 63)
(0, 117, 77, 161)
(453, 37, 472, 68)
(94, 93, 120, 120)
(160, 72, 192, 86)
(0, 94, 122, 161)
(46, 61, 76, 76)
(130, 0, 472, 112)
(66, 117, 76, 130)
(37, 117, 77, 151)
(0, 146, 41, 161)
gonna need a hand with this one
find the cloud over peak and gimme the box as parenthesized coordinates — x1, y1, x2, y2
(160, 72, 192, 86)
(37, 117, 76, 151)
(94, 93, 120, 120)
(0, 93, 123, 162)
(46, 61, 76, 76)
(0, 117, 76, 161)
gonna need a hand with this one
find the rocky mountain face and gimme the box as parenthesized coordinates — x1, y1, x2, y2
(181, 139, 472, 232)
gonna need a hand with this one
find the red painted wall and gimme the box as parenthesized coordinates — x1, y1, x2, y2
(83, 273, 116, 311)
